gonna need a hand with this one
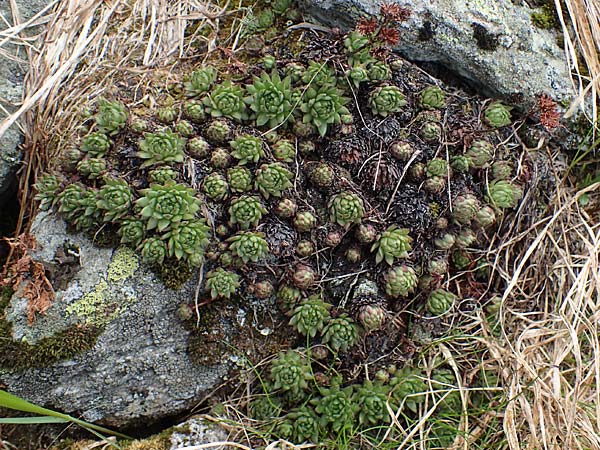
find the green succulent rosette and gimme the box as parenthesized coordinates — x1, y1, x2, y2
(95, 98, 127, 135)
(300, 86, 350, 137)
(272, 139, 296, 162)
(270, 350, 313, 394)
(226, 167, 253, 193)
(227, 231, 269, 263)
(250, 395, 282, 421)
(427, 289, 457, 315)
(157, 106, 177, 123)
(81, 132, 110, 157)
(313, 382, 357, 432)
(139, 237, 167, 265)
(321, 314, 359, 352)
(346, 66, 369, 88)
(96, 178, 134, 223)
(426, 158, 448, 177)
(289, 294, 331, 338)
(118, 218, 145, 247)
(148, 167, 177, 185)
(205, 267, 240, 299)
(390, 367, 426, 413)
(136, 130, 186, 168)
(163, 219, 210, 262)
(452, 193, 479, 224)
(367, 61, 392, 82)
(136, 182, 200, 232)
(383, 265, 418, 298)
(486, 180, 523, 209)
(229, 134, 264, 165)
(371, 225, 412, 265)
(484, 101, 512, 128)
(328, 191, 364, 227)
(184, 66, 217, 97)
(255, 162, 293, 198)
(465, 140, 493, 168)
(368, 85, 407, 117)
(287, 406, 321, 444)
(57, 183, 90, 222)
(202, 173, 229, 201)
(245, 70, 295, 128)
(228, 195, 267, 229)
(420, 85, 446, 109)
(77, 158, 106, 179)
(343, 31, 373, 67)
(354, 381, 391, 425)
(34, 173, 62, 210)
(72, 189, 101, 231)
(203, 80, 248, 121)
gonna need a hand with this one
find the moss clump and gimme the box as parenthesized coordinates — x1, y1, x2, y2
(531, 4, 559, 30)
(158, 258, 194, 290)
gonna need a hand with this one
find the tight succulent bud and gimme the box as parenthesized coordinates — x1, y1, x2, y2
(310, 162, 334, 188)
(324, 230, 342, 247)
(355, 223, 377, 244)
(296, 240, 315, 257)
(452, 193, 479, 224)
(293, 211, 317, 232)
(466, 140, 493, 168)
(187, 136, 210, 158)
(206, 119, 232, 144)
(427, 289, 457, 315)
(329, 191, 364, 227)
(383, 265, 418, 298)
(434, 233, 455, 250)
(484, 102, 512, 128)
(455, 229, 477, 248)
(491, 160, 513, 180)
(423, 176, 446, 194)
(420, 86, 446, 109)
(486, 180, 523, 208)
(428, 258, 449, 276)
(345, 246, 361, 263)
(451, 155, 470, 173)
(210, 148, 231, 169)
(389, 141, 413, 161)
(420, 122, 442, 141)
(274, 198, 297, 218)
(292, 264, 316, 289)
(475, 205, 496, 227)
(358, 304, 386, 331)
(250, 280, 274, 299)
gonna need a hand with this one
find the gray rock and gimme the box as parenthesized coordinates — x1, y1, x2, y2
(0, 0, 54, 200)
(169, 417, 229, 449)
(0, 211, 233, 427)
(300, 0, 574, 104)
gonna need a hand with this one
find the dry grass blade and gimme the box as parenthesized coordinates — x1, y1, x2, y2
(558, 0, 600, 131)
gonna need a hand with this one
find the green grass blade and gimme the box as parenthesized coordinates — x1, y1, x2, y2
(0, 417, 69, 424)
(0, 390, 131, 439)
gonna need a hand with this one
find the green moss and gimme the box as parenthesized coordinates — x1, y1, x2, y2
(531, 4, 559, 30)
(157, 258, 193, 290)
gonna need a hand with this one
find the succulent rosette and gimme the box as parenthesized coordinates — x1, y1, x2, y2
(354, 381, 391, 425)
(245, 70, 295, 128)
(202, 173, 229, 201)
(136, 182, 200, 231)
(136, 130, 186, 168)
(328, 191, 364, 227)
(321, 314, 359, 352)
(452, 193, 480, 225)
(229, 134, 264, 165)
(118, 218, 145, 247)
(227, 231, 269, 263)
(383, 265, 418, 298)
(427, 289, 457, 315)
(420, 85, 446, 109)
(313, 382, 357, 432)
(300, 86, 350, 137)
(270, 350, 313, 394)
(287, 407, 321, 444)
(57, 183, 91, 222)
(343, 31, 372, 66)
(390, 367, 427, 412)
(163, 219, 210, 261)
(310, 162, 334, 188)
(369, 85, 407, 117)
(148, 167, 177, 185)
(77, 158, 106, 179)
(203, 80, 248, 121)
(228, 195, 267, 229)
(81, 132, 110, 157)
(272, 139, 296, 162)
(371, 226, 413, 265)
(358, 304, 386, 331)
(290, 294, 331, 337)
(301, 61, 337, 86)
(254, 163, 293, 198)
(34, 173, 62, 210)
(184, 66, 217, 97)
(367, 61, 392, 81)
(205, 267, 240, 299)
(484, 101, 512, 128)
(95, 98, 127, 135)
(139, 237, 167, 265)
(227, 167, 253, 193)
(96, 178, 134, 222)
(486, 180, 523, 208)
(465, 140, 494, 168)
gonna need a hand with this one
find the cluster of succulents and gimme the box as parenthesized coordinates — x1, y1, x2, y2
(32, 3, 530, 444)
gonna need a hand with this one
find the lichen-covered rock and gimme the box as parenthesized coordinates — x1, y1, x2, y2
(0, 211, 231, 427)
(300, 0, 574, 104)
